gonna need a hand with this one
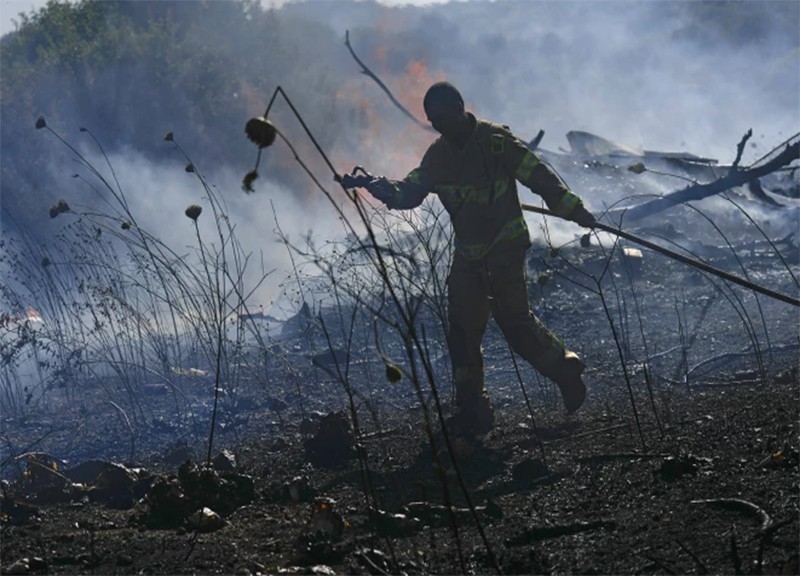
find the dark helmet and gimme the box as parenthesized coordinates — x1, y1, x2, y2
(423, 81, 464, 114)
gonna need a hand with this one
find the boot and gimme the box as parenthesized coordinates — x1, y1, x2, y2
(447, 393, 495, 437)
(554, 350, 586, 413)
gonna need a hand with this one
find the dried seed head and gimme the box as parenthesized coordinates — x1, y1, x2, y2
(580, 233, 591, 248)
(245, 117, 277, 148)
(121, 221, 131, 230)
(628, 162, 647, 175)
(185, 163, 195, 173)
(242, 170, 258, 193)
(41, 256, 50, 267)
(185, 204, 202, 221)
(49, 199, 70, 219)
(385, 363, 402, 383)
(35, 117, 46, 130)
(164, 131, 174, 142)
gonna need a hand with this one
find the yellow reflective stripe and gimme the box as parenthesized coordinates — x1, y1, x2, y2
(515, 152, 540, 181)
(554, 190, 581, 217)
(455, 216, 529, 259)
(492, 178, 508, 201)
(436, 179, 510, 205)
(490, 133, 505, 154)
(501, 215, 528, 241)
(436, 183, 484, 204)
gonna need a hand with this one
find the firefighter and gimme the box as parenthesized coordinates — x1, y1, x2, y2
(361, 81, 596, 436)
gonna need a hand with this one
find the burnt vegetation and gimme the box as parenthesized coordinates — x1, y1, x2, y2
(1, 1, 799, 575)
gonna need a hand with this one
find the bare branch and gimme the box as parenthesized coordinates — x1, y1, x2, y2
(344, 30, 435, 133)
(732, 128, 753, 168)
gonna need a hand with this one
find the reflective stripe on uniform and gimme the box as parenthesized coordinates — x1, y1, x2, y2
(515, 152, 540, 181)
(490, 133, 505, 155)
(455, 215, 529, 260)
(554, 190, 581, 217)
(436, 178, 510, 205)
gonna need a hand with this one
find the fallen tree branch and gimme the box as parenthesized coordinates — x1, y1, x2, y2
(611, 137, 799, 222)
(690, 498, 772, 532)
(344, 30, 434, 133)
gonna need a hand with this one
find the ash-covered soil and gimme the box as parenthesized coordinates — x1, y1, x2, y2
(1, 378, 798, 575)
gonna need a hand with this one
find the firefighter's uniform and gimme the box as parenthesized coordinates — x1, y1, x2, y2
(382, 114, 589, 417)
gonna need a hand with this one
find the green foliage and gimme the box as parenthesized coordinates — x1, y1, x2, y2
(0, 0, 340, 230)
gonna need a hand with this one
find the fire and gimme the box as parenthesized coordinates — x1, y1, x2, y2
(1, 308, 43, 329)
(25, 308, 43, 323)
(333, 49, 446, 185)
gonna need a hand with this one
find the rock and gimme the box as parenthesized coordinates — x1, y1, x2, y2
(657, 455, 701, 482)
(86, 462, 138, 509)
(212, 449, 237, 472)
(5, 558, 30, 575)
(188, 507, 226, 532)
(303, 411, 355, 468)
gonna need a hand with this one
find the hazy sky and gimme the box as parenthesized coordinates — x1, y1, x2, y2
(0, 0, 454, 37)
(0, 0, 42, 35)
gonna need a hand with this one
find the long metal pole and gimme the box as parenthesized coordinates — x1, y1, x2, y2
(521, 203, 800, 307)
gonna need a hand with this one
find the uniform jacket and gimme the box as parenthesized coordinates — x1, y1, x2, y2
(386, 114, 585, 259)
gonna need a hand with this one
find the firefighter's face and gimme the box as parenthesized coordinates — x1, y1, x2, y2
(425, 101, 465, 140)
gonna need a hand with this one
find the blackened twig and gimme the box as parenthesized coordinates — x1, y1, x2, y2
(344, 30, 434, 133)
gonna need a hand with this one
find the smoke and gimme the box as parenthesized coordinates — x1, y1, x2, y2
(2, 0, 798, 314)
(309, 0, 799, 163)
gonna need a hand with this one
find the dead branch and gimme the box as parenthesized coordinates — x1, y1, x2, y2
(528, 129, 545, 151)
(611, 137, 799, 222)
(344, 30, 435, 133)
(343, 30, 550, 152)
(732, 129, 753, 168)
(690, 498, 773, 532)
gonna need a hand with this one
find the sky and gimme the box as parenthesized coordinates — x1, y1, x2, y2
(0, 0, 51, 36)
(0, 0, 453, 37)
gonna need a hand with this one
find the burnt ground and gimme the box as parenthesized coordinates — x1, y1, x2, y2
(1, 379, 798, 575)
(2, 232, 799, 575)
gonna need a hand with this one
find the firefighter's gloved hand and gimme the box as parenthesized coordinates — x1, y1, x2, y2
(570, 204, 596, 228)
(365, 177, 395, 205)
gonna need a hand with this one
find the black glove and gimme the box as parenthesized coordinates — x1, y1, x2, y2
(365, 177, 395, 205)
(570, 204, 596, 228)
